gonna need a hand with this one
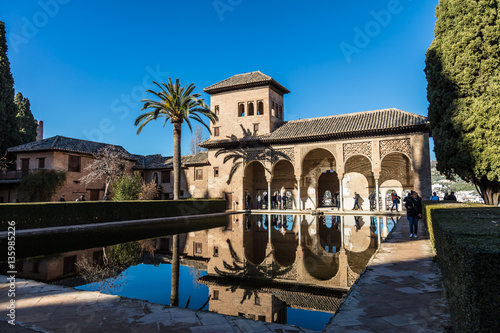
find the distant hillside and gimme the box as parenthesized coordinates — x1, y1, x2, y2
(431, 161, 477, 193)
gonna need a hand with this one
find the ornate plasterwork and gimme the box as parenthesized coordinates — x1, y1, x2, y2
(343, 142, 372, 161)
(271, 148, 294, 164)
(245, 149, 266, 163)
(380, 139, 411, 159)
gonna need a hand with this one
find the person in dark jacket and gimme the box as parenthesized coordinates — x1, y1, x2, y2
(405, 191, 422, 238)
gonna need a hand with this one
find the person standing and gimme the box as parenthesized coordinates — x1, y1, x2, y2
(430, 192, 439, 201)
(390, 190, 399, 212)
(368, 191, 375, 211)
(353, 192, 360, 210)
(405, 191, 422, 238)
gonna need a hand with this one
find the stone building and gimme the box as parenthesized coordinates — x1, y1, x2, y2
(201, 71, 432, 211)
(0, 71, 431, 210)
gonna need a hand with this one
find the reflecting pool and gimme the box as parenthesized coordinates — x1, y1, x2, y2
(4, 213, 399, 331)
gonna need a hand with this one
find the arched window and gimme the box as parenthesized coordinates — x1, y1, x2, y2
(257, 100, 264, 115)
(214, 105, 219, 116)
(271, 101, 275, 117)
(238, 103, 245, 117)
(248, 102, 254, 116)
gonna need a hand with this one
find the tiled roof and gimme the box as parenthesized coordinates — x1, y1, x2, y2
(7, 136, 136, 159)
(134, 151, 209, 169)
(262, 108, 428, 143)
(203, 71, 290, 95)
(200, 108, 428, 148)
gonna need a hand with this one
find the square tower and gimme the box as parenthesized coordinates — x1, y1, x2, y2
(203, 71, 290, 140)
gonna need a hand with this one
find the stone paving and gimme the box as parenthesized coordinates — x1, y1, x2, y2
(0, 215, 452, 332)
(325, 216, 452, 332)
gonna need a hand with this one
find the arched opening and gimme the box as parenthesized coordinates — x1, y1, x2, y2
(302, 148, 336, 209)
(319, 215, 341, 253)
(238, 103, 245, 117)
(380, 152, 412, 210)
(318, 170, 340, 207)
(271, 101, 276, 117)
(243, 161, 267, 209)
(343, 155, 373, 211)
(271, 160, 296, 210)
(247, 102, 254, 116)
(271, 214, 297, 267)
(257, 100, 264, 115)
(243, 214, 268, 266)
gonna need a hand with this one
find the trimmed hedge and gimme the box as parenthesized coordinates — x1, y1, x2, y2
(0, 199, 226, 230)
(423, 202, 500, 333)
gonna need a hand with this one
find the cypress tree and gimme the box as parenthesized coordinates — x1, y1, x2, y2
(0, 21, 18, 154)
(425, 0, 500, 205)
(15, 92, 37, 144)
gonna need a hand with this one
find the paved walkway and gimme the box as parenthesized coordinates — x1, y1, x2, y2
(325, 216, 452, 332)
(0, 216, 451, 333)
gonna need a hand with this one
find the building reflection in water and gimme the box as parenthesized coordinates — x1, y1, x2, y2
(10, 214, 398, 326)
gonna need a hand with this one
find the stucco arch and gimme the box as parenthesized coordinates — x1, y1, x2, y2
(343, 155, 374, 210)
(301, 148, 337, 209)
(243, 161, 267, 209)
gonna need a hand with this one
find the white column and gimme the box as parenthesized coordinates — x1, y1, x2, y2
(296, 177, 301, 211)
(267, 180, 271, 211)
(375, 178, 380, 212)
(338, 175, 344, 211)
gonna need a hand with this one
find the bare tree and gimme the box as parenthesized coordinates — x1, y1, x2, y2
(0, 152, 9, 173)
(79, 146, 128, 199)
(190, 126, 206, 155)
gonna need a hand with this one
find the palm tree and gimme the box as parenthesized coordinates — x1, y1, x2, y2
(135, 78, 217, 307)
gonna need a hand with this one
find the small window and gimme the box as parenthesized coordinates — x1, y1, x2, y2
(213, 290, 219, 300)
(68, 155, 81, 172)
(21, 158, 30, 175)
(255, 295, 260, 305)
(162, 171, 171, 183)
(195, 168, 203, 180)
(248, 102, 254, 116)
(248, 314, 256, 320)
(271, 101, 275, 117)
(257, 100, 264, 115)
(214, 105, 219, 116)
(238, 312, 245, 317)
(279, 105, 283, 119)
(153, 172, 158, 184)
(37, 157, 45, 169)
(258, 315, 266, 322)
(214, 127, 219, 137)
(253, 124, 259, 134)
(238, 103, 245, 117)
(214, 167, 219, 177)
(213, 246, 219, 257)
(194, 242, 202, 255)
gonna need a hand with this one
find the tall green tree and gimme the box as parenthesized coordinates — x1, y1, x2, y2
(134, 78, 217, 307)
(15, 92, 37, 144)
(425, 0, 500, 205)
(0, 21, 18, 154)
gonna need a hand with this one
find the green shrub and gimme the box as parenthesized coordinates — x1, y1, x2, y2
(424, 202, 500, 332)
(17, 169, 66, 202)
(112, 172, 142, 200)
(0, 199, 226, 230)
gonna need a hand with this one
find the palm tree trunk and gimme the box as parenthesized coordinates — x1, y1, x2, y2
(173, 122, 181, 200)
(171, 234, 179, 306)
(171, 121, 182, 307)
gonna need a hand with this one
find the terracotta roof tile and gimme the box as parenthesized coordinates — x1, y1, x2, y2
(204, 71, 290, 94)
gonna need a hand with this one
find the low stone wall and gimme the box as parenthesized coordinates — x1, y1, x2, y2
(424, 201, 500, 333)
(0, 199, 226, 230)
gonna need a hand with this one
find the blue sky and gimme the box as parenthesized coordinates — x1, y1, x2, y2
(1, 0, 438, 158)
